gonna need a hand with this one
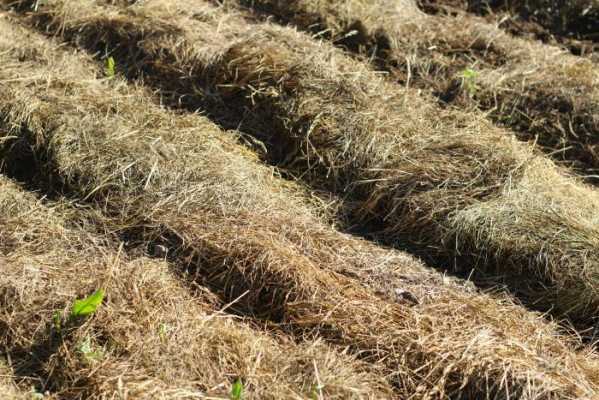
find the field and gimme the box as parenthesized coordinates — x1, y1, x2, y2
(0, 0, 598, 399)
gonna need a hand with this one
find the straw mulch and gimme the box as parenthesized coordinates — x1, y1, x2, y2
(2, 12, 599, 399)
(7, 0, 599, 323)
(225, 0, 599, 178)
(0, 175, 391, 399)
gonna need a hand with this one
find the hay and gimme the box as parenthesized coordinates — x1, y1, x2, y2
(0, 359, 32, 400)
(10, 0, 599, 323)
(221, 0, 599, 179)
(2, 11, 599, 399)
(0, 176, 390, 399)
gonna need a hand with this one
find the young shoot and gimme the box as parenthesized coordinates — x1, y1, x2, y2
(460, 67, 479, 97)
(230, 379, 243, 400)
(105, 57, 116, 78)
(71, 289, 105, 319)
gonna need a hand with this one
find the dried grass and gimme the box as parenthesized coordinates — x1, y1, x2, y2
(9, 0, 599, 323)
(0, 176, 390, 399)
(0, 359, 31, 400)
(1, 11, 599, 399)
(222, 0, 599, 178)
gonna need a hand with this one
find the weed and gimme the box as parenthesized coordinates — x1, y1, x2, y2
(70, 289, 105, 319)
(460, 67, 479, 97)
(230, 379, 243, 400)
(104, 57, 116, 78)
(52, 310, 62, 333)
(158, 323, 171, 342)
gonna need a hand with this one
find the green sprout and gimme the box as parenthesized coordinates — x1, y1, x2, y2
(52, 311, 62, 333)
(230, 379, 243, 400)
(104, 57, 116, 78)
(77, 336, 104, 362)
(29, 386, 44, 400)
(460, 67, 479, 97)
(158, 323, 171, 342)
(71, 289, 105, 319)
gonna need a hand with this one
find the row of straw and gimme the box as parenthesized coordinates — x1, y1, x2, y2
(1, 11, 599, 398)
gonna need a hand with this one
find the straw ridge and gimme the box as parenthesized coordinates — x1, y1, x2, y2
(2, 13, 599, 399)
(222, 0, 599, 179)
(6, 0, 599, 322)
(0, 174, 391, 399)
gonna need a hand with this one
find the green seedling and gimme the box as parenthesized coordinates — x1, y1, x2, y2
(29, 386, 44, 400)
(158, 323, 171, 342)
(105, 56, 116, 78)
(77, 336, 104, 362)
(71, 289, 105, 319)
(230, 379, 243, 400)
(460, 67, 479, 97)
(52, 311, 62, 333)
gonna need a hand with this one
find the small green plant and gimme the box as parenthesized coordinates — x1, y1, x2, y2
(230, 379, 243, 400)
(104, 57, 116, 78)
(77, 336, 104, 362)
(29, 386, 44, 400)
(158, 323, 171, 342)
(71, 289, 105, 319)
(460, 67, 479, 97)
(52, 311, 62, 333)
